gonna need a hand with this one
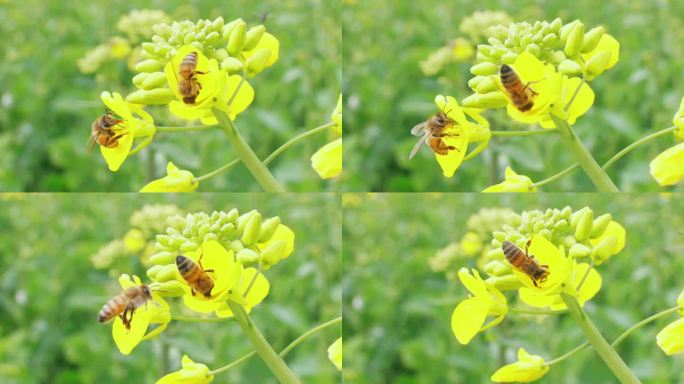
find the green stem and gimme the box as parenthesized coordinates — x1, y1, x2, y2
(172, 315, 228, 323)
(531, 164, 580, 188)
(193, 122, 333, 183)
(208, 316, 342, 376)
(278, 317, 342, 357)
(602, 126, 677, 170)
(611, 306, 680, 348)
(508, 307, 566, 315)
(545, 342, 589, 366)
(156, 125, 220, 133)
(227, 300, 302, 383)
(490, 129, 558, 137)
(212, 108, 285, 192)
(263, 122, 335, 165)
(550, 113, 620, 192)
(560, 293, 639, 384)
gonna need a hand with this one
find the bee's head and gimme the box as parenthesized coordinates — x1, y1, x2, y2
(141, 284, 152, 299)
(500, 64, 512, 74)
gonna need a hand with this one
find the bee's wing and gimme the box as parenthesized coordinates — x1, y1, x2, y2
(409, 131, 430, 160)
(87, 133, 99, 154)
(410, 121, 427, 136)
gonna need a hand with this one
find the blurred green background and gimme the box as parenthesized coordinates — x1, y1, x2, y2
(0, 193, 341, 383)
(343, 193, 684, 383)
(343, 0, 684, 192)
(0, 0, 340, 191)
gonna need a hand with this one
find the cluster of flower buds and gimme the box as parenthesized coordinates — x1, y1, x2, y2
(116, 9, 172, 43)
(90, 239, 126, 270)
(146, 209, 292, 296)
(128, 17, 277, 105)
(482, 206, 625, 287)
(459, 10, 513, 42)
(129, 204, 183, 237)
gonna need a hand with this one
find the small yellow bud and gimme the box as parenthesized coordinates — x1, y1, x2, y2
(470, 62, 499, 76)
(564, 23, 585, 57)
(558, 59, 582, 76)
(135, 59, 164, 73)
(261, 240, 287, 266)
(221, 57, 244, 73)
(241, 212, 262, 246)
(149, 251, 175, 265)
(462, 91, 508, 109)
(574, 210, 594, 242)
(141, 72, 167, 90)
(569, 243, 591, 259)
(155, 264, 178, 282)
(154, 280, 186, 297)
(126, 88, 175, 105)
(258, 217, 282, 242)
(146, 265, 165, 279)
(236, 248, 260, 263)
(244, 25, 266, 51)
(581, 26, 606, 53)
(246, 48, 272, 75)
(228, 20, 247, 55)
(586, 50, 611, 77)
(590, 214, 613, 238)
(485, 275, 523, 291)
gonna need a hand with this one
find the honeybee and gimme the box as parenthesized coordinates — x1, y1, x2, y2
(98, 284, 152, 330)
(502, 240, 549, 287)
(88, 112, 125, 153)
(176, 254, 215, 298)
(409, 110, 461, 159)
(500, 64, 538, 112)
(176, 52, 206, 104)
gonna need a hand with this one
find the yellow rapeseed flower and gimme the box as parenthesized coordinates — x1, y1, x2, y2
(215, 267, 270, 318)
(311, 138, 342, 179)
(156, 355, 213, 384)
(451, 268, 507, 344)
(328, 337, 343, 371)
(491, 348, 549, 383)
(140, 162, 198, 192)
(483, 167, 537, 192)
(650, 142, 684, 186)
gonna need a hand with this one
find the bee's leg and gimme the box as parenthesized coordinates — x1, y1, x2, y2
(532, 279, 539, 288)
(191, 288, 196, 296)
(525, 239, 532, 255)
(541, 264, 549, 269)
(127, 308, 136, 328)
(205, 269, 215, 273)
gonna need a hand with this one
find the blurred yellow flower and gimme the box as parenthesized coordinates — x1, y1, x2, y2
(112, 274, 170, 355)
(99, 92, 155, 171)
(180, 241, 242, 314)
(541, 76, 595, 128)
(649, 142, 684, 186)
(483, 167, 537, 192)
(460, 232, 483, 256)
(491, 348, 549, 383)
(656, 317, 684, 356)
(311, 138, 342, 179)
(328, 337, 343, 371)
(123, 228, 146, 252)
(156, 355, 213, 384)
(452, 37, 474, 61)
(432, 95, 491, 177)
(451, 268, 507, 344)
(140, 162, 198, 192)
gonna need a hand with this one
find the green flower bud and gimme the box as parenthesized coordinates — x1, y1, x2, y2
(559, 59, 582, 76)
(586, 50, 611, 77)
(258, 217, 281, 242)
(581, 26, 605, 53)
(561, 235, 577, 248)
(225, 208, 239, 223)
(592, 236, 617, 262)
(553, 219, 568, 231)
(212, 16, 224, 31)
(153, 24, 173, 39)
(590, 214, 613, 238)
(539, 229, 553, 240)
(237, 210, 258, 231)
(461, 91, 508, 109)
(213, 48, 229, 61)
(228, 20, 247, 55)
(140, 72, 167, 90)
(155, 264, 178, 282)
(485, 247, 505, 261)
(493, 231, 507, 242)
(564, 23, 585, 57)
(261, 239, 287, 267)
(146, 264, 165, 279)
(549, 18, 563, 33)
(485, 275, 523, 291)
(467, 75, 487, 90)
(569, 243, 591, 259)
(220, 223, 236, 237)
(560, 206, 572, 218)
(179, 241, 199, 253)
(132, 72, 150, 87)
(525, 43, 541, 56)
(246, 48, 272, 75)
(135, 59, 164, 73)
(570, 207, 590, 228)
(574, 210, 594, 242)
(222, 19, 242, 41)
(500, 52, 518, 64)
(559, 20, 581, 42)
(470, 62, 499, 76)
(126, 88, 175, 105)
(236, 248, 260, 263)
(241, 212, 262, 246)
(154, 280, 185, 297)
(244, 25, 266, 51)
(230, 240, 244, 252)
(550, 50, 567, 64)
(149, 251, 176, 265)
(473, 76, 498, 93)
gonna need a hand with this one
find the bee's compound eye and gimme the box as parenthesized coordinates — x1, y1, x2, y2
(436, 117, 444, 124)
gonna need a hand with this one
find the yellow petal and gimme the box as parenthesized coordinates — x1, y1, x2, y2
(483, 167, 536, 192)
(327, 337, 343, 371)
(311, 138, 342, 179)
(589, 221, 626, 264)
(100, 132, 134, 172)
(650, 142, 684, 186)
(216, 268, 270, 317)
(156, 354, 213, 384)
(457, 268, 489, 298)
(656, 317, 684, 355)
(451, 298, 489, 345)
(140, 162, 198, 192)
(243, 33, 279, 69)
(582, 34, 620, 70)
(491, 348, 549, 383)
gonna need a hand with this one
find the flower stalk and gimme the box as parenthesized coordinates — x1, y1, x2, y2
(227, 300, 302, 384)
(212, 107, 285, 192)
(550, 113, 620, 192)
(560, 292, 639, 384)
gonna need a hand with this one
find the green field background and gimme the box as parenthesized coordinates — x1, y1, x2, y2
(343, 193, 684, 383)
(0, 193, 341, 383)
(343, 0, 684, 192)
(0, 0, 340, 191)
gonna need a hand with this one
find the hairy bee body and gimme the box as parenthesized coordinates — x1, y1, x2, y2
(177, 52, 205, 104)
(88, 113, 125, 153)
(502, 240, 549, 287)
(409, 111, 461, 159)
(176, 255, 214, 298)
(98, 285, 152, 329)
(500, 64, 536, 112)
